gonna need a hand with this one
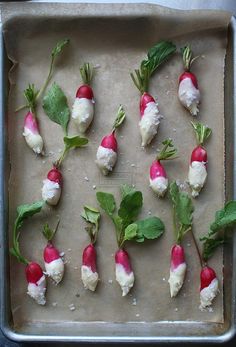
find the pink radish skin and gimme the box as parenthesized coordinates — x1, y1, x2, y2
(101, 132, 118, 152)
(115, 249, 134, 296)
(149, 160, 168, 197)
(178, 72, 200, 116)
(81, 244, 99, 291)
(200, 266, 219, 309)
(25, 262, 46, 305)
(43, 242, 64, 284)
(191, 146, 207, 165)
(42, 167, 62, 206)
(138, 92, 161, 146)
(76, 85, 94, 100)
(168, 244, 187, 298)
(23, 111, 43, 154)
(96, 132, 118, 175)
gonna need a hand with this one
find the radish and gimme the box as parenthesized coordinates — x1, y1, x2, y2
(115, 249, 134, 297)
(72, 63, 95, 133)
(169, 244, 187, 298)
(96, 105, 125, 175)
(97, 185, 165, 296)
(16, 39, 69, 154)
(42, 166, 62, 206)
(168, 182, 194, 297)
(131, 41, 176, 146)
(188, 122, 212, 197)
(42, 221, 64, 285)
(26, 262, 46, 305)
(199, 266, 219, 310)
(178, 45, 201, 116)
(10, 201, 46, 304)
(22, 86, 44, 154)
(150, 139, 177, 197)
(81, 206, 101, 291)
(23, 110, 43, 154)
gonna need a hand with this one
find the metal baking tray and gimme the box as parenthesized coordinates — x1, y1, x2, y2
(0, 3, 236, 344)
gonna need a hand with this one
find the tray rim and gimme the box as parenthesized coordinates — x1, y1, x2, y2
(0, 7, 236, 344)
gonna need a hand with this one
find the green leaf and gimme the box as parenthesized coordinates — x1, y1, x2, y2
(80, 62, 94, 85)
(43, 82, 70, 134)
(135, 216, 165, 240)
(12, 201, 44, 265)
(64, 136, 88, 150)
(201, 236, 225, 261)
(23, 84, 39, 113)
(81, 206, 100, 226)
(157, 138, 177, 161)
(118, 190, 143, 227)
(120, 184, 136, 199)
(210, 201, 236, 233)
(124, 223, 138, 241)
(43, 223, 55, 241)
(52, 39, 70, 58)
(96, 192, 116, 217)
(191, 122, 212, 146)
(112, 105, 126, 131)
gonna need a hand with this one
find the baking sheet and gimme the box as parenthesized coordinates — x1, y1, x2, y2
(1, 1, 232, 332)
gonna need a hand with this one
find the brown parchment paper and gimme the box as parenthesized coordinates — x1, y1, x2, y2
(1, 2, 232, 328)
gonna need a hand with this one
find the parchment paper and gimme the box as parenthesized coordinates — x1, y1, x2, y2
(1, 2, 231, 328)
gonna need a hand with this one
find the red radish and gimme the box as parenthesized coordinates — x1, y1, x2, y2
(81, 206, 100, 292)
(42, 166, 62, 206)
(130, 41, 176, 147)
(168, 182, 194, 297)
(149, 139, 177, 197)
(199, 266, 219, 310)
(21, 85, 44, 154)
(96, 105, 125, 175)
(188, 122, 212, 197)
(42, 222, 64, 285)
(72, 63, 95, 133)
(139, 92, 161, 147)
(26, 262, 46, 305)
(178, 45, 201, 116)
(168, 244, 187, 298)
(115, 249, 134, 297)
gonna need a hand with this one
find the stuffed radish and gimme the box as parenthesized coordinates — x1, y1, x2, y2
(96, 105, 125, 175)
(26, 262, 46, 305)
(42, 166, 62, 206)
(10, 201, 46, 305)
(131, 41, 176, 146)
(81, 206, 101, 291)
(178, 45, 201, 116)
(188, 122, 212, 197)
(72, 63, 95, 133)
(150, 139, 177, 197)
(97, 184, 165, 296)
(168, 182, 194, 297)
(17, 39, 69, 154)
(42, 221, 64, 284)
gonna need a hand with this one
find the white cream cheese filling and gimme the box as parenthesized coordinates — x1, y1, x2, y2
(150, 176, 168, 197)
(81, 265, 99, 291)
(45, 258, 64, 284)
(27, 275, 46, 305)
(72, 97, 94, 133)
(96, 146, 117, 175)
(178, 78, 200, 116)
(115, 263, 134, 297)
(139, 101, 161, 147)
(23, 127, 43, 154)
(188, 161, 207, 197)
(200, 278, 219, 310)
(168, 262, 187, 298)
(42, 179, 61, 206)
